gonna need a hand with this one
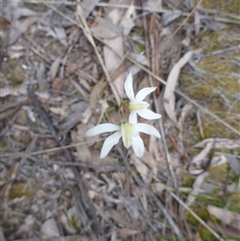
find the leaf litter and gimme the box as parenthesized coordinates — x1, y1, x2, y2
(1, 0, 240, 240)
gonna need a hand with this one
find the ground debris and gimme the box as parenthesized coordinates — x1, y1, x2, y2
(1, 0, 239, 240)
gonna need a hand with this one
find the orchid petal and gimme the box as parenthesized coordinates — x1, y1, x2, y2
(121, 123, 135, 148)
(129, 112, 138, 125)
(124, 72, 135, 101)
(135, 123, 161, 138)
(137, 109, 161, 120)
(85, 124, 120, 137)
(135, 87, 157, 101)
(100, 131, 122, 158)
(129, 101, 149, 112)
(132, 136, 144, 158)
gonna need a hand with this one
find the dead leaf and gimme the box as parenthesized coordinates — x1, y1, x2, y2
(58, 101, 88, 133)
(49, 107, 67, 120)
(16, 234, 90, 241)
(0, 227, 6, 241)
(81, 106, 92, 124)
(151, 182, 169, 193)
(107, 208, 136, 229)
(104, 37, 125, 97)
(90, 17, 118, 39)
(36, 62, 49, 92)
(13, 8, 40, 21)
(194, 9, 201, 37)
(52, 27, 68, 46)
(119, 3, 136, 36)
(41, 26, 68, 46)
(4, 17, 39, 47)
(0, 84, 28, 97)
(142, 151, 158, 176)
(225, 154, 240, 175)
(52, 77, 63, 96)
(162, 10, 182, 26)
(60, 214, 77, 234)
(1, 74, 51, 103)
(163, 50, 195, 126)
(0, 17, 10, 26)
(89, 80, 106, 109)
(207, 220, 240, 239)
(69, 78, 88, 98)
(192, 138, 240, 168)
(207, 155, 227, 167)
(103, 0, 133, 98)
(71, 125, 91, 162)
(186, 172, 209, 206)
(35, 90, 62, 102)
(13, 215, 35, 238)
(207, 205, 240, 230)
(194, 138, 240, 149)
(192, 142, 213, 166)
(118, 228, 141, 237)
(78, 75, 91, 92)
(7, 45, 25, 59)
(81, 0, 100, 19)
(127, 53, 150, 76)
(149, 134, 161, 161)
(41, 211, 60, 238)
(143, 0, 163, 11)
(22, 106, 36, 122)
(178, 103, 192, 130)
(195, 232, 203, 241)
(50, 57, 62, 81)
(131, 154, 151, 184)
(129, 52, 149, 66)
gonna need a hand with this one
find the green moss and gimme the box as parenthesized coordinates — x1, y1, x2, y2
(181, 33, 240, 136)
(183, 172, 195, 187)
(132, 26, 144, 36)
(228, 191, 240, 211)
(69, 214, 84, 232)
(132, 27, 145, 52)
(9, 131, 32, 149)
(4, 59, 25, 85)
(25, 2, 46, 12)
(208, 164, 228, 182)
(9, 183, 32, 199)
(32, 55, 43, 62)
(200, 227, 219, 241)
(8, 73, 24, 85)
(186, 204, 219, 241)
(21, 132, 32, 145)
(0, 138, 8, 152)
(202, 119, 239, 139)
(202, 0, 239, 13)
(134, 41, 146, 52)
(187, 82, 212, 100)
(184, 162, 240, 239)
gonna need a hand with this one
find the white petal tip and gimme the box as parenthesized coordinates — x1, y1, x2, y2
(124, 72, 135, 101)
(85, 131, 93, 137)
(138, 109, 161, 120)
(100, 154, 106, 159)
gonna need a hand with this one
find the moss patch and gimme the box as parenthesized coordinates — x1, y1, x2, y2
(180, 22, 240, 138)
(202, 0, 239, 14)
(9, 183, 32, 199)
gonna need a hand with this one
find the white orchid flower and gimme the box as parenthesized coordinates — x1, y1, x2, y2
(124, 72, 161, 124)
(85, 122, 160, 158)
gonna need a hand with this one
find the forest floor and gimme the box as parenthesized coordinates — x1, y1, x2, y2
(0, 0, 240, 241)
